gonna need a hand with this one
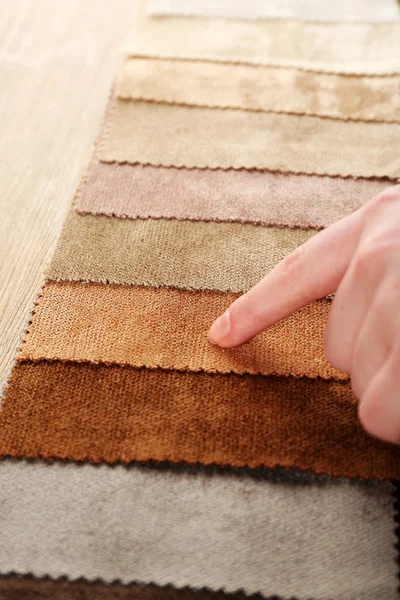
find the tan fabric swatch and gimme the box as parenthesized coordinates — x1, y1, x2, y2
(126, 1, 400, 75)
(0, 461, 397, 600)
(3, 361, 400, 480)
(76, 159, 389, 229)
(47, 210, 314, 292)
(117, 58, 400, 123)
(147, 0, 400, 23)
(19, 282, 345, 380)
(100, 99, 400, 179)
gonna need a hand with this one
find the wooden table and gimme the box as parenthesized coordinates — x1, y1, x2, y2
(0, 0, 133, 390)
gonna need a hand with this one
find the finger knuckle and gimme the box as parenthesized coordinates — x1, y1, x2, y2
(368, 185, 400, 213)
(351, 241, 392, 280)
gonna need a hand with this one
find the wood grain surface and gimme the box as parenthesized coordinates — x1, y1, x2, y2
(0, 0, 133, 391)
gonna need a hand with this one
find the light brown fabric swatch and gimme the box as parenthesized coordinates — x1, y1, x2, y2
(76, 158, 390, 229)
(3, 361, 400, 480)
(117, 58, 400, 123)
(0, 461, 397, 600)
(147, 0, 400, 23)
(126, 1, 400, 75)
(100, 99, 400, 179)
(47, 210, 314, 292)
(19, 282, 345, 380)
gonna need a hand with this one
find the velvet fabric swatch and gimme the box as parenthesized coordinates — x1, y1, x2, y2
(126, 1, 400, 75)
(0, 461, 396, 600)
(19, 282, 345, 380)
(3, 361, 400, 479)
(100, 99, 400, 178)
(147, 0, 400, 23)
(76, 159, 390, 229)
(117, 59, 400, 123)
(47, 210, 314, 292)
(0, 576, 296, 600)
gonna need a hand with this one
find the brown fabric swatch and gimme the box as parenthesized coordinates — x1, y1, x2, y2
(46, 210, 314, 293)
(2, 360, 400, 480)
(19, 282, 345, 380)
(75, 159, 390, 229)
(0, 576, 294, 600)
(117, 58, 400, 123)
(99, 99, 400, 179)
(126, 0, 400, 75)
(1, 577, 259, 600)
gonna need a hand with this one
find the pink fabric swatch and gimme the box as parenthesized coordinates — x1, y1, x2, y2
(76, 159, 389, 229)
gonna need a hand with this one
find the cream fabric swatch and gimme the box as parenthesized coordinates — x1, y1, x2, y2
(126, 1, 400, 75)
(117, 59, 400, 123)
(147, 0, 400, 23)
(47, 210, 314, 292)
(76, 159, 389, 229)
(100, 99, 400, 179)
(0, 460, 397, 600)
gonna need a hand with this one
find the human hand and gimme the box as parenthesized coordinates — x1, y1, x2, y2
(208, 185, 400, 444)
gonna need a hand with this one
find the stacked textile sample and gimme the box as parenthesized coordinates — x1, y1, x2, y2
(1, 1, 400, 599)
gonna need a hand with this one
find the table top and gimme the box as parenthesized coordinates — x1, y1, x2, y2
(0, 0, 133, 390)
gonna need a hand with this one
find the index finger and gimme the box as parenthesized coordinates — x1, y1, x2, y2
(208, 208, 364, 348)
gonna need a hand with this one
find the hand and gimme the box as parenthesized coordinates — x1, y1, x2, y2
(208, 185, 400, 444)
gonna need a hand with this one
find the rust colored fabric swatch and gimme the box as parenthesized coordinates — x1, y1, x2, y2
(19, 282, 345, 380)
(0, 576, 294, 600)
(126, 0, 400, 75)
(99, 99, 400, 179)
(117, 58, 400, 123)
(2, 360, 400, 480)
(46, 210, 314, 293)
(75, 159, 389, 229)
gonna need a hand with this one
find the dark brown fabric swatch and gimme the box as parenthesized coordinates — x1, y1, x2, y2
(1, 360, 400, 480)
(0, 575, 288, 600)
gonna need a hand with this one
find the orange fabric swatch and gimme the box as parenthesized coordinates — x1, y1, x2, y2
(19, 282, 345, 380)
(2, 360, 400, 480)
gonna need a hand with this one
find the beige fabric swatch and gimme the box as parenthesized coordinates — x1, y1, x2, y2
(47, 210, 314, 292)
(19, 282, 345, 380)
(147, 0, 400, 23)
(100, 99, 400, 179)
(126, 1, 400, 75)
(76, 159, 389, 229)
(0, 460, 397, 600)
(117, 58, 400, 123)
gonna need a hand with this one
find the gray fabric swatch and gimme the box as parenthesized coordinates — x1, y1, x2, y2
(0, 460, 397, 600)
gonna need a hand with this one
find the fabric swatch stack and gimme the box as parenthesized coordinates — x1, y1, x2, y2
(1, 1, 400, 598)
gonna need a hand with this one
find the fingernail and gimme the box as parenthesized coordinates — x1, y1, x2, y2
(208, 311, 231, 345)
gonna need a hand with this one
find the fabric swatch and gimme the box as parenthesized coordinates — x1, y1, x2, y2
(0, 461, 397, 600)
(100, 99, 400, 179)
(76, 159, 390, 229)
(46, 210, 314, 293)
(0, 576, 298, 600)
(117, 58, 400, 123)
(147, 0, 400, 23)
(19, 282, 345, 380)
(3, 361, 400, 479)
(126, 1, 400, 75)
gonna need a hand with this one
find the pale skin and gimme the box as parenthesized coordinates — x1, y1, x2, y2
(208, 185, 400, 445)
